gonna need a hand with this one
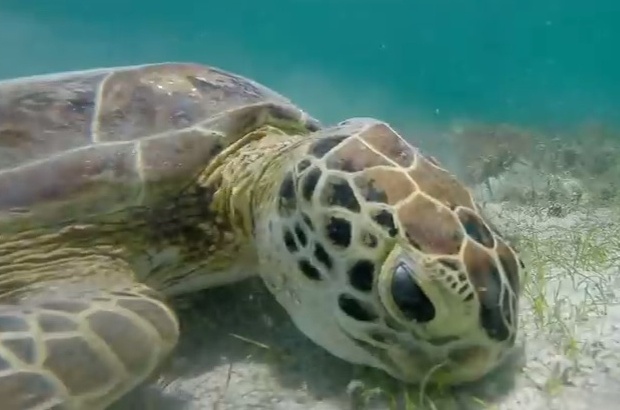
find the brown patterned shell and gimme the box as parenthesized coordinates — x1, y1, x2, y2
(0, 62, 319, 224)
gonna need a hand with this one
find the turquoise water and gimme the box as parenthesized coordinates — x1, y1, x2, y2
(1, 1, 618, 132)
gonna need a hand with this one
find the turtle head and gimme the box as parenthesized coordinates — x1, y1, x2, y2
(255, 118, 524, 384)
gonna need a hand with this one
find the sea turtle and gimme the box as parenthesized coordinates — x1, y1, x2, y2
(0, 62, 524, 409)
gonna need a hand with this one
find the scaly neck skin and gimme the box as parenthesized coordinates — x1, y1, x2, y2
(197, 125, 306, 242)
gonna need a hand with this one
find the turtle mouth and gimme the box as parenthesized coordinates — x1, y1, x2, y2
(383, 341, 499, 385)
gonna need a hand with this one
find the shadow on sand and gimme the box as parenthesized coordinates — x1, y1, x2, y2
(112, 278, 524, 410)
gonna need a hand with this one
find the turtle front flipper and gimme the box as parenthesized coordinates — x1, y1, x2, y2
(0, 281, 180, 410)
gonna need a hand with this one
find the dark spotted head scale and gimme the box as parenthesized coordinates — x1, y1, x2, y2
(262, 117, 525, 385)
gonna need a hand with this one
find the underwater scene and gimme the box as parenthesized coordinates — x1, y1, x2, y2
(0, 1, 619, 409)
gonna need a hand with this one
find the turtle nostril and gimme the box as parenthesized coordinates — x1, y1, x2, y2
(391, 262, 435, 323)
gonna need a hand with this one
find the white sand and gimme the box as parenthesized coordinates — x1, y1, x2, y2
(111, 198, 620, 410)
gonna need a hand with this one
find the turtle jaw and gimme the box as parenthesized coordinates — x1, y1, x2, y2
(380, 340, 506, 385)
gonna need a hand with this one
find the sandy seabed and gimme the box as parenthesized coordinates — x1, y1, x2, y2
(111, 200, 620, 410)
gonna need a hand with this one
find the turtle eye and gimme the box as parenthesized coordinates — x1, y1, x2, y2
(391, 261, 435, 323)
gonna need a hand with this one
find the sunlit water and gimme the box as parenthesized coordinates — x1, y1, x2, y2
(1, 1, 618, 129)
(1, 1, 619, 409)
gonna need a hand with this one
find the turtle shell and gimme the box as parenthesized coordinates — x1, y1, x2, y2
(0, 63, 320, 225)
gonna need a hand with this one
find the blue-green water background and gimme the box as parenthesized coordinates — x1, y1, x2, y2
(1, 1, 618, 148)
